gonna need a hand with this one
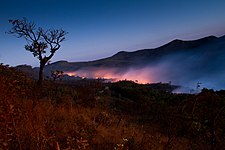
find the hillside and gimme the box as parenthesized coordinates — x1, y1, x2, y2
(45, 35, 223, 70)
(1, 63, 225, 149)
(39, 35, 225, 90)
(15, 35, 225, 90)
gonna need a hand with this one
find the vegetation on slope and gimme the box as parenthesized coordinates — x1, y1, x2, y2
(0, 64, 225, 150)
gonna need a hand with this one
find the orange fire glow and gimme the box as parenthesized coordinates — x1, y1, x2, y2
(65, 72, 77, 76)
(64, 68, 153, 84)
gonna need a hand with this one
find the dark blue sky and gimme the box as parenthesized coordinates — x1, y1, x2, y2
(1, 0, 225, 66)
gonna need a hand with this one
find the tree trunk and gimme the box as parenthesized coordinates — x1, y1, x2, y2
(38, 62, 45, 85)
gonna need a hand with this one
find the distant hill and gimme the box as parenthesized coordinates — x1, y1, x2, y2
(44, 35, 223, 70)
(16, 35, 225, 90)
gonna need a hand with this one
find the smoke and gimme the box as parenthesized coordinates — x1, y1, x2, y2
(65, 67, 154, 84)
(64, 37, 225, 93)
(64, 50, 225, 93)
(64, 52, 225, 93)
(142, 43, 225, 92)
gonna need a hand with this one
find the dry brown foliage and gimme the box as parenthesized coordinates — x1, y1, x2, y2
(1, 64, 225, 149)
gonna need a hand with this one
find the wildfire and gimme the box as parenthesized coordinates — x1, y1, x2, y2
(65, 72, 77, 76)
(64, 68, 153, 84)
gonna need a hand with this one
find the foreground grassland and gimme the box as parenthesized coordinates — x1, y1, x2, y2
(0, 64, 225, 150)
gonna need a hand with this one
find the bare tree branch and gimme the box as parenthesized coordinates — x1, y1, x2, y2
(8, 18, 68, 84)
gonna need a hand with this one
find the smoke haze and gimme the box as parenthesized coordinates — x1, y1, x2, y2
(50, 35, 225, 93)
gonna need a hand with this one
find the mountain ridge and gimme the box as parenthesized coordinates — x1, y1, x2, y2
(45, 35, 224, 71)
(16, 35, 225, 90)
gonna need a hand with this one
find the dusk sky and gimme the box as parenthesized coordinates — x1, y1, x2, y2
(1, 0, 225, 67)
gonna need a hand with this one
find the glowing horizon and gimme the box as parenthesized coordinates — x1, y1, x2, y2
(64, 69, 152, 84)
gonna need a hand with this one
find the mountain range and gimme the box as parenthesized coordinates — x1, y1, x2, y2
(16, 35, 225, 91)
(46, 35, 222, 69)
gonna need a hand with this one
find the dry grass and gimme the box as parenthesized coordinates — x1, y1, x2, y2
(1, 96, 190, 150)
(0, 85, 191, 150)
(1, 65, 224, 149)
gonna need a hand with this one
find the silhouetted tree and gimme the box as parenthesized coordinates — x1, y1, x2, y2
(8, 18, 67, 85)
